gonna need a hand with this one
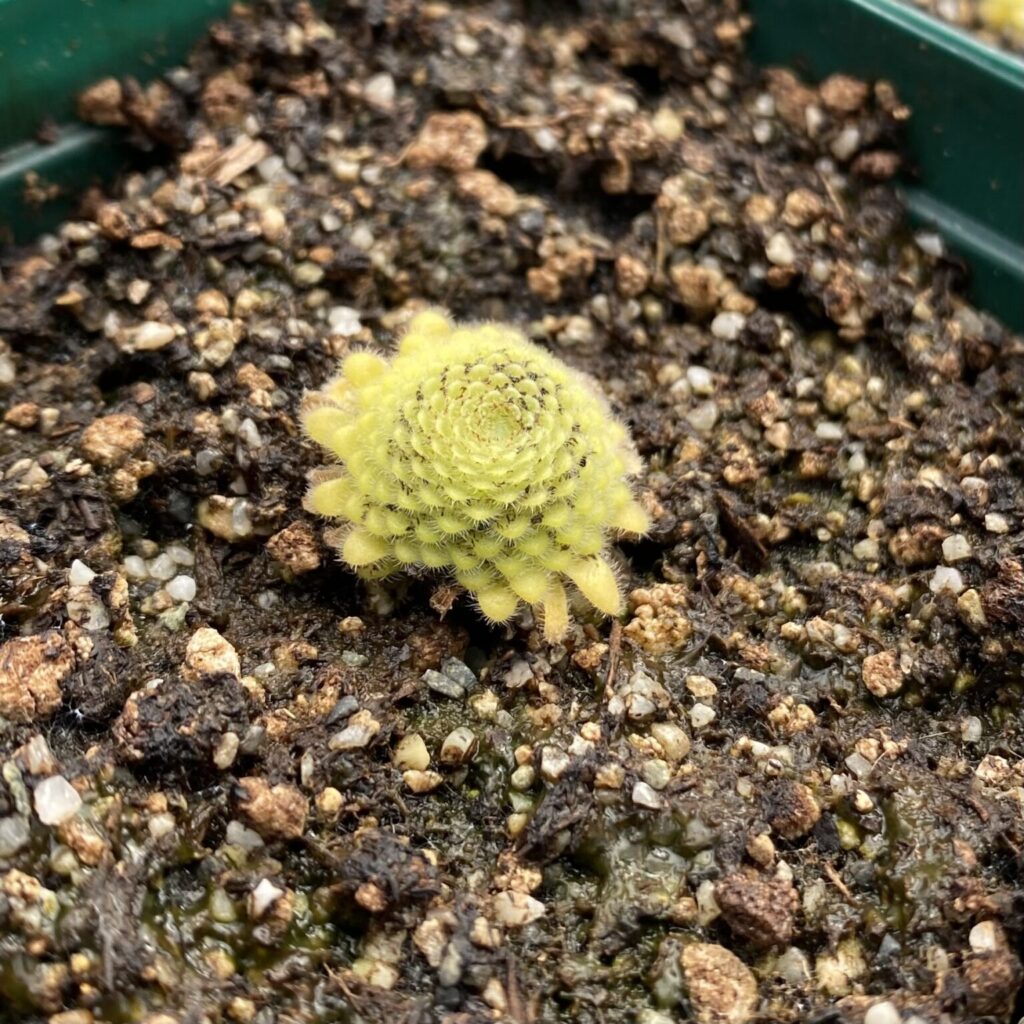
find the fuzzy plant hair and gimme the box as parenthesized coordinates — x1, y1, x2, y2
(301, 311, 649, 640)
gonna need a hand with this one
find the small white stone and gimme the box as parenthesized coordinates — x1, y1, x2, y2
(492, 890, 545, 927)
(250, 878, 285, 919)
(766, 232, 796, 266)
(805, 104, 825, 135)
(968, 920, 1003, 953)
(213, 731, 239, 770)
(226, 819, 265, 850)
(352, 958, 399, 990)
(710, 312, 746, 341)
(815, 421, 844, 441)
(166, 575, 197, 603)
(775, 946, 812, 986)
(568, 734, 594, 757)
(533, 126, 558, 152)
(651, 107, 683, 142)
(852, 789, 874, 813)
(809, 258, 831, 283)
(641, 759, 672, 791)
(439, 726, 478, 765)
(66, 591, 110, 631)
(540, 747, 571, 782)
(631, 780, 665, 810)
(31, 407, 60, 438)
(984, 512, 1009, 534)
(695, 878, 721, 924)
(68, 559, 96, 586)
(148, 553, 177, 582)
(185, 627, 241, 679)
(21, 735, 56, 775)
(961, 716, 983, 743)
(686, 365, 715, 395)
(853, 539, 879, 561)
(363, 72, 396, 109)
(831, 126, 860, 161)
(238, 418, 262, 451)
(148, 812, 176, 840)
(650, 722, 691, 762)
(256, 155, 286, 183)
(614, 692, 655, 724)
(327, 306, 362, 336)
(122, 555, 149, 580)
(133, 321, 177, 351)
(844, 752, 874, 779)
(394, 734, 430, 772)
(229, 500, 254, 538)
(558, 315, 594, 347)
(404, 769, 444, 794)
(686, 675, 717, 699)
(915, 232, 944, 258)
(328, 710, 381, 751)
(975, 754, 1011, 785)
(34, 776, 82, 825)
(510, 765, 535, 790)
(961, 476, 989, 505)
(195, 450, 220, 476)
(350, 224, 374, 250)
(686, 400, 719, 433)
(293, 261, 324, 286)
(864, 1001, 901, 1024)
(637, 1012, 675, 1024)
(690, 703, 716, 729)
(929, 566, 964, 595)
(165, 543, 195, 566)
(833, 624, 856, 653)
(941, 534, 971, 562)
(503, 659, 534, 689)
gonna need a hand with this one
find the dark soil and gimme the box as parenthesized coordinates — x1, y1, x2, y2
(1, 3, 1023, 1024)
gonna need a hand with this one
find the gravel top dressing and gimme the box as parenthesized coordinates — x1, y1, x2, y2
(0, 3, 1022, 1023)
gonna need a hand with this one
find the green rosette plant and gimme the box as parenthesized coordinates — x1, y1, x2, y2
(302, 311, 649, 640)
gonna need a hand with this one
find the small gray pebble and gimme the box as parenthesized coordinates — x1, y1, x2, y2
(440, 657, 477, 691)
(327, 696, 360, 724)
(239, 725, 267, 755)
(0, 815, 31, 857)
(423, 668, 465, 699)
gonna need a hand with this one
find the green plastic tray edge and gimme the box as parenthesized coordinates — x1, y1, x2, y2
(747, 0, 1024, 329)
(0, 0, 235, 143)
(0, 0, 235, 243)
(1, 0, 1022, 328)
(0, 127, 140, 244)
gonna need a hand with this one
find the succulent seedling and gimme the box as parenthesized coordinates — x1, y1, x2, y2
(302, 312, 649, 640)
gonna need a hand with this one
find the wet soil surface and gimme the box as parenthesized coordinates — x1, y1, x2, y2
(1, 3, 1023, 1023)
